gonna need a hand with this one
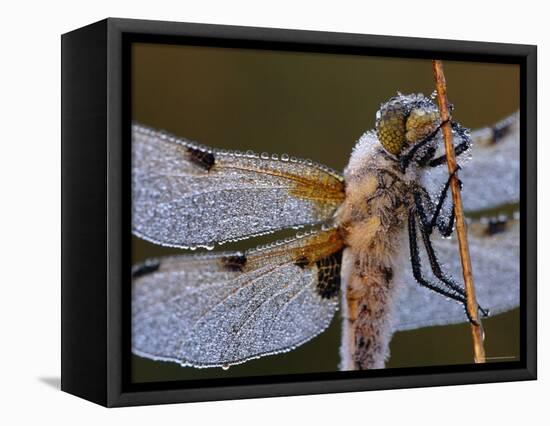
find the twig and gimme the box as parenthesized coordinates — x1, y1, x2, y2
(432, 60, 486, 363)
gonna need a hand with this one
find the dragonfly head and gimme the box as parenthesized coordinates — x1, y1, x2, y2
(376, 93, 441, 157)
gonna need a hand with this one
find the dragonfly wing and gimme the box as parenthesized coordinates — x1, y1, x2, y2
(421, 112, 519, 213)
(461, 112, 520, 212)
(132, 124, 345, 248)
(132, 228, 343, 367)
(392, 219, 519, 331)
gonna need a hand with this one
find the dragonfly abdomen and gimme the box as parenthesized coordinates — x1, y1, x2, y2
(339, 222, 408, 370)
(337, 165, 412, 370)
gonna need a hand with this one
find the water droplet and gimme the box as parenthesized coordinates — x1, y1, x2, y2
(260, 152, 269, 159)
(204, 244, 215, 251)
(271, 153, 279, 160)
(222, 364, 230, 371)
(290, 156, 298, 163)
(281, 153, 289, 161)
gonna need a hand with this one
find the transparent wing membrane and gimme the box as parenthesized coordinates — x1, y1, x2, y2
(438, 112, 520, 213)
(393, 218, 519, 331)
(132, 228, 344, 368)
(461, 112, 520, 211)
(421, 112, 519, 214)
(132, 124, 345, 248)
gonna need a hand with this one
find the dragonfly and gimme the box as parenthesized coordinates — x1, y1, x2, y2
(131, 93, 520, 370)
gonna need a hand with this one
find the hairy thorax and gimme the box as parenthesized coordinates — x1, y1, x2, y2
(336, 140, 417, 370)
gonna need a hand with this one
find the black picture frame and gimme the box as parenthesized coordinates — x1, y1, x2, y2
(61, 17, 537, 407)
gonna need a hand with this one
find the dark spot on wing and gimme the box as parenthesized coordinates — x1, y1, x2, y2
(220, 254, 247, 272)
(186, 146, 215, 171)
(294, 255, 310, 269)
(485, 219, 508, 236)
(491, 120, 513, 144)
(315, 250, 342, 299)
(132, 260, 160, 279)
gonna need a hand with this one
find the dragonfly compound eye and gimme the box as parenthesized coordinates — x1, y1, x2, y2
(405, 107, 441, 144)
(376, 94, 441, 155)
(376, 100, 408, 155)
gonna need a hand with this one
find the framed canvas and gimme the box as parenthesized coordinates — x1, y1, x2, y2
(61, 18, 537, 407)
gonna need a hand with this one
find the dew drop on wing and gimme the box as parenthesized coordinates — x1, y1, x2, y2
(222, 364, 230, 371)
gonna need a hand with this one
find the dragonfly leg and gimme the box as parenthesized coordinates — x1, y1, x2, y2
(413, 203, 490, 322)
(416, 146, 437, 168)
(399, 119, 449, 172)
(417, 215, 466, 298)
(428, 122, 472, 168)
(413, 167, 460, 237)
(407, 212, 467, 306)
(432, 167, 461, 237)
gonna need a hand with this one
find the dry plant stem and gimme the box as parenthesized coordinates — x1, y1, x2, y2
(432, 60, 486, 364)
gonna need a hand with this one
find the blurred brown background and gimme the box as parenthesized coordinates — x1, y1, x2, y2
(131, 42, 520, 383)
